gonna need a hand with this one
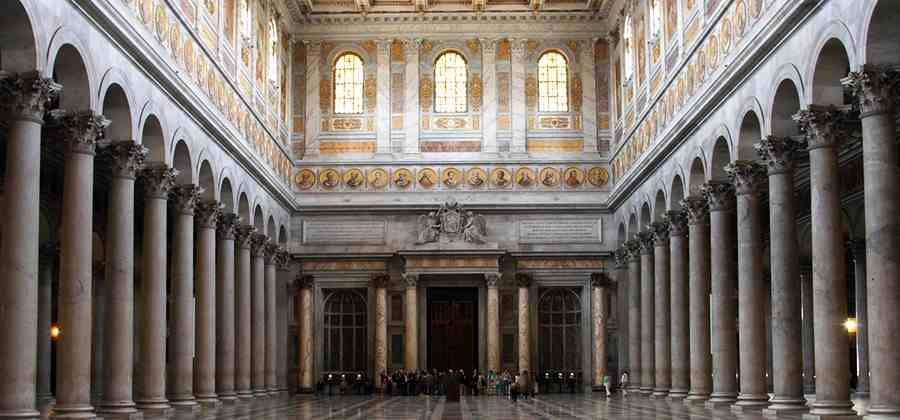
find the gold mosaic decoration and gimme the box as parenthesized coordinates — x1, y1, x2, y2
(365, 77, 376, 112)
(491, 168, 513, 188)
(467, 39, 480, 53)
(420, 77, 434, 111)
(563, 167, 584, 188)
(466, 167, 488, 188)
(525, 75, 537, 109)
(442, 167, 462, 188)
(418, 168, 438, 189)
(539, 167, 561, 187)
(393, 168, 414, 189)
(516, 167, 535, 187)
(343, 168, 365, 189)
(587, 167, 609, 187)
(469, 75, 483, 112)
(368, 168, 389, 190)
(294, 169, 317, 190)
(319, 169, 340, 189)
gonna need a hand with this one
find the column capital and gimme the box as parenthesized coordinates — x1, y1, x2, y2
(139, 162, 179, 199)
(515, 272, 533, 288)
(171, 184, 204, 215)
(755, 136, 806, 175)
(725, 160, 767, 196)
(701, 180, 735, 212)
(250, 233, 269, 257)
(296, 274, 314, 289)
(0, 70, 61, 123)
(216, 212, 242, 240)
(104, 141, 148, 179)
(649, 221, 670, 245)
(591, 272, 612, 288)
(613, 248, 629, 269)
(842, 65, 900, 117)
(375, 39, 393, 54)
(480, 38, 499, 55)
(49, 110, 111, 155)
(304, 40, 322, 57)
(636, 231, 655, 254)
(485, 272, 501, 288)
(234, 224, 257, 249)
(402, 272, 419, 288)
(624, 239, 642, 261)
(664, 210, 689, 237)
(275, 248, 293, 270)
(509, 38, 528, 59)
(263, 242, 280, 265)
(194, 199, 222, 229)
(792, 104, 852, 150)
(681, 195, 709, 225)
(401, 38, 421, 57)
(371, 273, 390, 288)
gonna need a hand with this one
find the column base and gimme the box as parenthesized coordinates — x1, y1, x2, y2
(97, 401, 141, 420)
(706, 394, 738, 409)
(134, 398, 172, 417)
(865, 405, 900, 419)
(802, 414, 860, 420)
(803, 400, 859, 420)
(639, 387, 653, 395)
(96, 410, 142, 420)
(684, 393, 710, 405)
(651, 389, 670, 398)
(170, 402, 200, 415)
(732, 398, 770, 413)
(217, 393, 239, 404)
(764, 404, 809, 418)
(667, 389, 688, 400)
(196, 397, 221, 408)
(0, 409, 41, 419)
(253, 390, 269, 398)
(236, 390, 254, 400)
(49, 403, 99, 419)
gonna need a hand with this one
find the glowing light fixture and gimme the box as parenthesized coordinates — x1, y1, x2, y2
(50, 324, 61, 340)
(844, 318, 858, 334)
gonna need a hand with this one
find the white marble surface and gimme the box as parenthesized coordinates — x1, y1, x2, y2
(376, 40, 393, 155)
(403, 38, 421, 155)
(510, 39, 527, 155)
(481, 38, 498, 154)
(305, 41, 322, 157)
(579, 40, 598, 154)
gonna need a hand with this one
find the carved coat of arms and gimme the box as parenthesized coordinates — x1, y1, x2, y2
(416, 199, 486, 244)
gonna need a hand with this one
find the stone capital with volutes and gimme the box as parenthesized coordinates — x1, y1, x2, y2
(371, 273, 391, 289)
(624, 239, 642, 261)
(636, 231, 655, 255)
(304, 40, 322, 57)
(376, 39, 393, 55)
(591, 272, 611, 288)
(701, 180, 735, 212)
(664, 210, 688, 237)
(509, 38, 528, 59)
(792, 104, 851, 150)
(263, 242, 279, 265)
(485, 272, 501, 288)
(139, 162, 179, 200)
(515, 272, 532, 288)
(297, 275, 314, 289)
(613, 248, 629, 269)
(681, 195, 709, 225)
(725, 160, 767, 196)
(171, 184, 204, 216)
(842, 65, 900, 118)
(401, 38, 421, 57)
(217, 212, 242, 240)
(755, 136, 805, 175)
(649, 221, 670, 246)
(402, 272, 419, 288)
(234, 224, 257, 250)
(0, 70, 61, 123)
(275, 248, 293, 271)
(194, 199, 222, 229)
(49, 109, 111, 155)
(104, 141, 148, 179)
(480, 38, 498, 56)
(250, 233, 269, 258)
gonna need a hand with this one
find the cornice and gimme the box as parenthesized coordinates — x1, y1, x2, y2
(295, 202, 610, 215)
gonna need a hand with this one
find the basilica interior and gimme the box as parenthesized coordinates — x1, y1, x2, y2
(1, 0, 898, 419)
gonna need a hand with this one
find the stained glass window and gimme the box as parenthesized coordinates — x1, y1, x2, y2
(538, 52, 569, 113)
(434, 51, 467, 113)
(333, 53, 364, 114)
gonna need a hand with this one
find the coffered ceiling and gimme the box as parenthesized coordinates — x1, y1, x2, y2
(284, 0, 616, 19)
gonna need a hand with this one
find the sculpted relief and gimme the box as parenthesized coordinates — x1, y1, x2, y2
(416, 200, 487, 245)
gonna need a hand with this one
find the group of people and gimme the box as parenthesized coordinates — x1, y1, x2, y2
(378, 369, 539, 402)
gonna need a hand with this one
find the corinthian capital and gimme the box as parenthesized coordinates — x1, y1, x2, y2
(296, 274, 314, 289)
(194, 199, 222, 229)
(250, 233, 269, 257)
(664, 210, 689, 237)
(234, 224, 257, 249)
(755, 136, 805, 175)
(0, 71, 61, 122)
(725, 160, 767, 196)
(701, 180, 735, 212)
(681, 196, 709, 225)
(49, 110, 110, 155)
(649, 221, 670, 245)
(402, 272, 419, 288)
(140, 162, 179, 199)
(217, 212, 242, 240)
(171, 184, 204, 215)
(371, 273, 391, 288)
(515, 272, 532, 288)
(480, 38, 498, 56)
(105, 141, 148, 179)
(591, 272, 611, 288)
(263, 242, 279, 265)
(509, 38, 528, 59)
(401, 38, 421, 57)
(842, 65, 900, 117)
(636, 231, 655, 255)
(613, 248, 628, 268)
(484, 272, 501, 288)
(624, 239, 641, 261)
(376, 39, 393, 55)
(792, 105, 851, 150)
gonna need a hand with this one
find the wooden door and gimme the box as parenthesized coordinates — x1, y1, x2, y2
(427, 288, 478, 373)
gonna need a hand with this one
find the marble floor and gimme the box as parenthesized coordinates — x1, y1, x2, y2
(125, 393, 873, 420)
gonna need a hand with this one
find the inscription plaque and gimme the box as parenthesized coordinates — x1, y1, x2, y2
(302, 219, 386, 244)
(518, 219, 602, 244)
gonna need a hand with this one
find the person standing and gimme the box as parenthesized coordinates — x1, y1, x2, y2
(620, 370, 629, 396)
(603, 374, 611, 397)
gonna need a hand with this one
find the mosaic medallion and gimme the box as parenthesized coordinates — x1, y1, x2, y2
(319, 169, 341, 189)
(466, 167, 488, 188)
(491, 168, 512, 189)
(515, 167, 535, 187)
(393, 168, 413, 189)
(442, 167, 462, 188)
(417, 168, 438, 189)
(343, 168, 365, 189)
(368, 168, 389, 190)
(539, 167, 560, 187)
(294, 168, 316, 190)
(563, 167, 584, 188)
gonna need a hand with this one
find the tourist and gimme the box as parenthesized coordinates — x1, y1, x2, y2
(602, 373, 611, 397)
(620, 370, 629, 397)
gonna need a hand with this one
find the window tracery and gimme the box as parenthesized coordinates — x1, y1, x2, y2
(434, 51, 468, 113)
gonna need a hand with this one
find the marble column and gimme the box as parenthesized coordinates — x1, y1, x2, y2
(614, 249, 629, 387)
(215, 213, 241, 403)
(800, 266, 816, 395)
(99, 142, 147, 419)
(297, 275, 314, 393)
(169, 184, 202, 410)
(794, 106, 857, 419)
(275, 251, 291, 393)
(510, 38, 528, 155)
(757, 136, 807, 415)
(264, 243, 278, 394)
(304, 40, 321, 157)
(37, 245, 56, 407)
(486, 272, 502, 373)
(683, 196, 712, 403)
(402, 273, 420, 369)
(481, 38, 499, 154)
(135, 163, 177, 414)
(844, 67, 900, 418)
(592, 273, 610, 390)
(848, 241, 869, 397)
(666, 211, 690, 399)
(726, 160, 770, 411)
(250, 234, 268, 397)
(402, 38, 420, 155)
(625, 240, 642, 391)
(649, 222, 671, 397)
(702, 181, 739, 408)
(516, 273, 532, 374)
(579, 38, 598, 153)
(194, 199, 222, 407)
(0, 71, 59, 420)
(375, 39, 392, 155)
(373, 274, 389, 389)
(638, 231, 656, 394)
(234, 225, 256, 399)
(50, 111, 109, 419)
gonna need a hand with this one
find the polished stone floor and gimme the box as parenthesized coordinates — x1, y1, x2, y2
(122, 393, 873, 420)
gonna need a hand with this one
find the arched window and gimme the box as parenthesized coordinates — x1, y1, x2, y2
(333, 53, 364, 114)
(623, 15, 635, 82)
(538, 288, 582, 373)
(323, 290, 367, 372)
(238, 0, 252, 41)
(538, 52, 569, 112)
(267, 17, 279, 84)
(434, 51, 468, 113)
(650, 0, 664, 39)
